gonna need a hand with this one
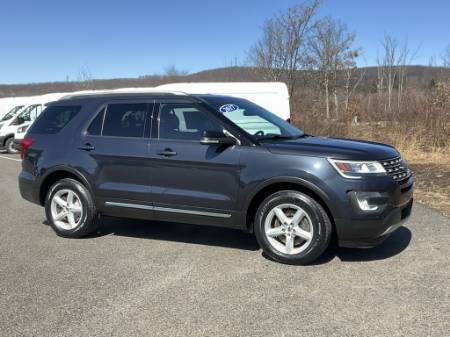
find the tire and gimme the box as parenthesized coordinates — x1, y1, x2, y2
(5, 138, 18, 154)
(45, 178, 99, 238)
(254, 190, 332, 265)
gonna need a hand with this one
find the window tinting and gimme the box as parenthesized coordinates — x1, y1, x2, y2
(102, 103, 147, 138)
(30, 105, 81, 134)
(159, 103, 222, 141)
(87, 107, 105, 136)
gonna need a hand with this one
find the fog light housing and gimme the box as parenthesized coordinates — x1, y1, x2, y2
(355, 193, 379, 211)
(348, 191, 388, 213)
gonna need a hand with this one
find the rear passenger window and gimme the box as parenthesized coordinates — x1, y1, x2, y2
(102, 103, 147, 138)
(87, 107, 105, 136)
(30, 105, 81, 134)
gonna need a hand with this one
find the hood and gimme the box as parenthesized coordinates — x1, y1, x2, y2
(264, 136, 399, 160)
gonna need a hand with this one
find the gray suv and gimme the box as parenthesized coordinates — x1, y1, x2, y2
(18, 92, 414, 264)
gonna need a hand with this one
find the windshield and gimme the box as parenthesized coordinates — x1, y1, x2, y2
(12, 104, 42, 125)
(1, 105, 24, 121)
(197, 95, 303, 140)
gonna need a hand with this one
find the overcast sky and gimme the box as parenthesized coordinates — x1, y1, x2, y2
(1, 0, 449, 84)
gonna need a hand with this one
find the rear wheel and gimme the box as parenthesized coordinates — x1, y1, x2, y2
(5, 138, 18, 154)
(254, 190, 332, 265)
(45, 178, 99, 238)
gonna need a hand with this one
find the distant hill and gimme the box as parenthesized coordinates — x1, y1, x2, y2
(0, 65, 448, 98)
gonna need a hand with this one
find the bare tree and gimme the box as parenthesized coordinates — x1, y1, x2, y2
(308, 17, 359, 119)
(163, 65, 189, 78)
(377, 34, 398, 114)
(442, 44, 450, 67)
(343, 57, 365, 116)
(377, 34, 417, 115)
(77, 65, 94, 90)
(248, 0, 321, 97)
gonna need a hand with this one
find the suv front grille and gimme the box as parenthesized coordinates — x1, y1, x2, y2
(380, 156, 411, 183)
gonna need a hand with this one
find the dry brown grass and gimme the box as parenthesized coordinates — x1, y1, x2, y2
(346, 125, 450, 216)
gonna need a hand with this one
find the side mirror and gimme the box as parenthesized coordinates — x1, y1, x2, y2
(200, 130, 237, 146)
(17, 117, 25, 125)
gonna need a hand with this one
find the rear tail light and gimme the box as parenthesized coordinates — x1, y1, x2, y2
(19, 138, 33, 159)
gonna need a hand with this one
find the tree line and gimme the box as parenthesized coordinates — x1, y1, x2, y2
(248, 0, 450, 151)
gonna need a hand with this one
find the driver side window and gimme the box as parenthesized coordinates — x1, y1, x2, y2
(158, 103, 223, 141)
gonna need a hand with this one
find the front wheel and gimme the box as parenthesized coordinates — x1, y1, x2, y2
(5, 138, 18, 154)
(45, 178, 99, 238)
(254, 190, 332, 265)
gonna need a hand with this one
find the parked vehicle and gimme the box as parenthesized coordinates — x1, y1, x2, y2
(0, 104, 42, 153)
(12, 122, 32, 151)
(0, 93, 68, 153)
(18, 90, 414, 265)
(156, 82, 291, 121)
(0, 97, 30, 119)
(0, 105, 25, 123)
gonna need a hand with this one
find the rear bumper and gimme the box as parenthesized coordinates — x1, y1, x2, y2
(334, 176, 414, 248)
(18, 171, 41, 206)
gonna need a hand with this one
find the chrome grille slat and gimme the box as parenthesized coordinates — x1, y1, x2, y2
(380, 156, 411, 183)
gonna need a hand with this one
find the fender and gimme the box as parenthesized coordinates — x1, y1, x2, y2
(0, 133, 14, 147)
(40, 165, 94, 196)
(244, 175, 336, 217)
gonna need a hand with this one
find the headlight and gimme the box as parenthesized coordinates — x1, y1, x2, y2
(328, 158, 386, 179)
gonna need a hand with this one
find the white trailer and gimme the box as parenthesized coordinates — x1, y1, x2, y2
(156, 82, 291, 121)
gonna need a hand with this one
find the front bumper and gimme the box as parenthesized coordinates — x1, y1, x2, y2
(334, 175, 414, 248)
(0, 135, 6, 150)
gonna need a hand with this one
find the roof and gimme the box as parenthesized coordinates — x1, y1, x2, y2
(156, 82, 289, 97)
(59, 88, 188, 100)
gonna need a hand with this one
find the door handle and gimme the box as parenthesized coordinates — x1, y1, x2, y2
(157, 148, 177, 157)
(78, 143, 95, 151)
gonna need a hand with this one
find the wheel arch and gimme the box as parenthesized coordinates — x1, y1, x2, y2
(244, 177, 336, 233)
(39, 167, 93, 206)
(1, 133, 14, 147)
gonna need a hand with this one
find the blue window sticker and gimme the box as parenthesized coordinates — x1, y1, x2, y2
(219, 104, 239, 113)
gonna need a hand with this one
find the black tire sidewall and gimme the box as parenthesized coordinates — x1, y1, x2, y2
(45, 178, 96, 238)
(254, 191, 331, 264)
(6, 138, 18, 154)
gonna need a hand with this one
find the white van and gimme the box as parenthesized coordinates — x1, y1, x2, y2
(0, 93, 67, 153)
(0, 97, 32, 119)
(156, 82, 291, 121)
(0, 105, 25, 125)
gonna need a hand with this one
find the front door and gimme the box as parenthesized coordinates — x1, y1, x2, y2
(148, 100, 241, 226)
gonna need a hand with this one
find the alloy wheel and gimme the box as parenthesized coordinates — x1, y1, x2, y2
(264, 203, 314, 255)
(50, 189, 83, 230)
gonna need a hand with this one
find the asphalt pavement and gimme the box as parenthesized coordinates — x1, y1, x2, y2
(0, 153, 449, 337)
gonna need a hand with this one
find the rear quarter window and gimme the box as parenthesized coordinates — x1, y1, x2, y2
(29, 105, 81, 134)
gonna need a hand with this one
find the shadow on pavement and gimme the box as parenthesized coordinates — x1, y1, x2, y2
(313, 226, 412, 264)
(43, 218, 412, 261)
(92, 216, 260, 251)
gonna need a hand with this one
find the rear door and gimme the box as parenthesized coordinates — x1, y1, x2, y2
(72, 100, 153, 216)
(148, 99, 242, 226)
